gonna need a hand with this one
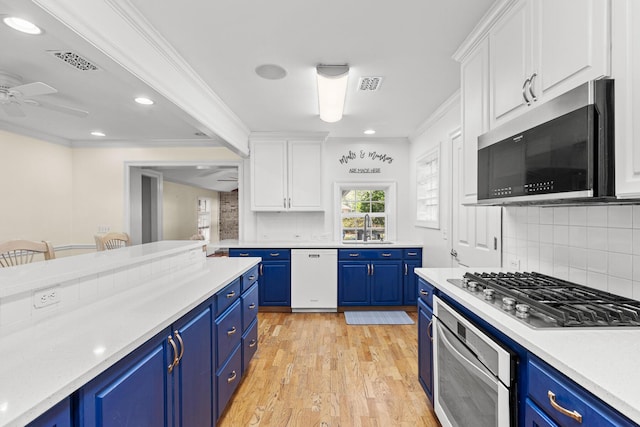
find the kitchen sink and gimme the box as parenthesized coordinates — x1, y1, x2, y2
(342, 241, 393, 245)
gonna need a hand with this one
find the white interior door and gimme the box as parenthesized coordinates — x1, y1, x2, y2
(451, 131, 502, 268)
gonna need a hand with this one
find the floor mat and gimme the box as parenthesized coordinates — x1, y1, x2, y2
(344, 311, 414, 325)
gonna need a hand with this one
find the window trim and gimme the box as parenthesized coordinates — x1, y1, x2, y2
(415, 145, 440, 229)
(334, 182, 397, 242)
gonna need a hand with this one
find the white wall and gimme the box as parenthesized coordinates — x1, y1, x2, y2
(504, 205, 640, 299)
(408, 93, 461, 268)
(242, 138, 412, 242)
(163, 181, 220, 241)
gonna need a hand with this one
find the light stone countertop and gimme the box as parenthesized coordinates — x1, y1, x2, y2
(0, 256, 260, 427)
(209, 239, 423, 250)
(416, 267, 640, 425)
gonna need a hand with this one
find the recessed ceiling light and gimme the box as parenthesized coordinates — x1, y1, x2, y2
(364, 129, 376, 135)
(3, 16, 42, 35)
(255, 64, 287, 80)
(90, 131, 106, 137)
(134, 97, 154, 105)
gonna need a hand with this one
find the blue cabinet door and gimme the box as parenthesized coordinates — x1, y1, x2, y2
(370, 260, 403, 305)
(26, 397, 72, 427)
(418, 299, 434, 404)
(172, 306, 213, 427)
(403, 260, 421, 305)
(81, 331, 172, 427)
(338, 261, 370, 305)
(260, 261, 291, 306)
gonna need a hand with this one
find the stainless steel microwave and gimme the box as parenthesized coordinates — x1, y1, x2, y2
(477, 79, 614, 205)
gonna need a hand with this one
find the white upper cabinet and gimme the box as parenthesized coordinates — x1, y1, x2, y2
(489, 0, 610, 128)
(250, 137, 324, 211)
(612, 0, 640, 198)
(460, 38, 490, 204)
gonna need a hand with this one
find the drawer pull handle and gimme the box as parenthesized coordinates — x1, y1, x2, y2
(248, 275, 256, 280)
(239, 253, 249, 257)
(382, 253, 391, 257)
(249, 339, 257, 348)
(420, 289, 429, 296)
(174, 331, 184, 365)
(249, 303, 256, 309)
(167, 335, 179, 373)
(227, 370, 237, 383)
(427, 320, 433, 342)
(227, 326, 237, 336)
(404, 264, 408, 275)
(548, 391, 582, 423)
(259, 264, 263, 275)
(408, 252, 417, 256)
(226, 290, 236, 298)
(270, 252, 280, 257)
(349, 253, 359, 257)
(370, 264, 374, 275)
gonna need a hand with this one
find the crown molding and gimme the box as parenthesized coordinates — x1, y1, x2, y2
(0, 122, 71, 147)
(33, 0, 251, 156)
(69, 138, 226, 148)
(249, 131, 330, 143)
(326, 137, 409, 144)
(409, 90, 461, 141)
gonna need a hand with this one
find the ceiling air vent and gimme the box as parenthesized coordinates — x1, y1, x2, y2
(48, 51, 99, 71)
(358, 76, 383, 91)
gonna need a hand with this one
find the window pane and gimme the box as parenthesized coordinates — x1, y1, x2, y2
(356, 202, 370, 213)
(356, 190, 370, 202)
(371, 202, 385, 213)
(342, 190, 355, 203)
(371, 190, 385, 202)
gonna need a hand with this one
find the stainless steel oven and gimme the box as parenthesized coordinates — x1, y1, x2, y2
(433, 296, 516, 427)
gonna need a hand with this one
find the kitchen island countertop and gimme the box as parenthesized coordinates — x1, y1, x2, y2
(416, 267, 640, 425)
(209, 239, 423, 251)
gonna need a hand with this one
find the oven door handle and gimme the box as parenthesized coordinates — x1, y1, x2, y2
(437, 322, 498, 389)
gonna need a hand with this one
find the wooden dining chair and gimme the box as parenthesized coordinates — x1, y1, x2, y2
(94, 232, 131, 251)
(0, 240, 56, 268)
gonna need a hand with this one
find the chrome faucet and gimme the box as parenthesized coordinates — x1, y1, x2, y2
(363, 214, 372, 242)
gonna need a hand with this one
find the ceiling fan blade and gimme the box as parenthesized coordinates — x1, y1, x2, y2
(1, 102, 26, 117)
(10, 82, 58, 97)
(26, 99, 89, 118)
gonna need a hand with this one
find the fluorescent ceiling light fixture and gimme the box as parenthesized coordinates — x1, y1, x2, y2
(134, 97, 154, 105)
(90, 131, 106, 137)
(316, 64, 349, 123)
(364, 129, 376, 135)
(3, 16, 42, 34)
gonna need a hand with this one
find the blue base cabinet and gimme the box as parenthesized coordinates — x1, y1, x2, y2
(230, 249, 291, 307)
(417, 278, 435, 404)
(338, 249, 403, 306)
(26, 397, 72, 427)
(402, 249, 422, 305)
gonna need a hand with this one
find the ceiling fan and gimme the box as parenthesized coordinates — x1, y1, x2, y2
(0, 71, 89, 118)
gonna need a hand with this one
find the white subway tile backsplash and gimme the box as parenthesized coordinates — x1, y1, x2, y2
(587, 227, 608, 251)
(528, 257, 540, 271)
(608, 276, 633, 298)
(553, 225, 569, 246)
(569, 267, 587, 285)
(539, 261, 554, 275)
(553, 245, 569, 266)
(608, 228, 633, 254)
(527, 241, 540, 260)
(609, 253, 633, 280)
(633, 282, 640, 300)
(587, 271, 608, 292)
(633, 229, 640, 255)
(0, 294, 31, 327)
(539, 225, 553, 244)
(569, 226, 587, 248)
(587, 249, 608, 274)
(569, 247, 587, 269)
(587, 206, 608, 227)
(553, 207, 569, 225)
(527, 207, 540, 224)
(553, 265, 569, 280)
(527, 224, 540, 242)
(539, 208, 554, 225)
(634, 205, 640, 229)
(608, 205, 633, 228)
(634, 256, 640, 282)
(516, 223, 528, 241)
(540, 243, 554, 263)
(568, 206, 587, 226)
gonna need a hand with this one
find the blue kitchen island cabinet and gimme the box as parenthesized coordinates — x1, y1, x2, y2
(81, 302, 214, 427)
(417, 278, 435, 404)
(230, 249, 291, 307)
(338, 249, 403, 306)
(402, 248, 423, 305)
(26, 397, 72, 427)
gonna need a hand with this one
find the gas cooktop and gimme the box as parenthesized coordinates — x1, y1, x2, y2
(447, 272, 640, 328)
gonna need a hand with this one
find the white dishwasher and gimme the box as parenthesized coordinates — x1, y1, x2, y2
(291, 249, 338, 312)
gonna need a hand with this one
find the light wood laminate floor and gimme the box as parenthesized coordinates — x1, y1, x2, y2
(218, 312, 440, 427)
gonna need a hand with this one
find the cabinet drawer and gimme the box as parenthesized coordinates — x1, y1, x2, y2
(527, 356, 636, 427)
(338, 249, 402, 260)
(403, 248, 422, 259)
(215, 278, 241, 317)
(241, 265, 259, 293)
(418, 278, 435, 308)
(230, 249, 291, 260)
(242, 318, 258, 373)
(216, 344, 242, 421)
(242, 283, 259, 331)
(525, 398, 559, 427)
(216, 300, 242, 370)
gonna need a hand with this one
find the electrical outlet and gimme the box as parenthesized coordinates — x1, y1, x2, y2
(33, 286, 61, 308)
(98, 225, 111, 233)
(508, 259, 521, 270)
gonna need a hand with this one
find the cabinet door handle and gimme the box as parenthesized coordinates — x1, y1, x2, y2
(407, 252, 417, 256)
(420, 289, 429, 296)
(167, 335, 179, 373)
(174, 330, 184, 365)
(427, 320, 433, 342)
(227, 370, 237, 383)
(522, 77, 531, 105)
(367, 264, 371, 275)
(249, 339, 257, 348)
(548, 391, 582, 423)
(270, 252, 280, 257)
(248, 275, 256, 281)
(528, 73, 538, 102)
(249, 303, 256, 309)
(381, 253, 391, 257)
(370, 264, 374, 275)
(259, 264, 263, 275)
(239, 253, 249, 257)
(283, 198, 286, 208)
(349, 253, 359, 257)
(227, 326, 237, 336)
(404, 263, 408, 275)
(226, 290, 236, 298)
(288, 198, 291, 208)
